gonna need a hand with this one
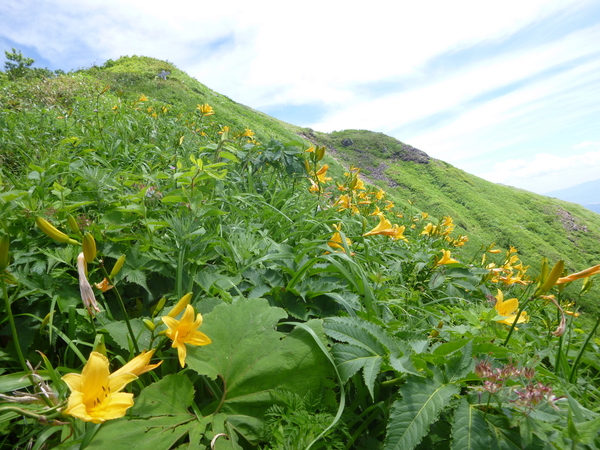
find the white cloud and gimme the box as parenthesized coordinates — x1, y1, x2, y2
(1, 0, 599, 194)
(479, 145, 600, 194)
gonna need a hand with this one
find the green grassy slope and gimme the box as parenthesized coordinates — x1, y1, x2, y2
(303, 129, 600, 310)
(3, 55, 600, 312)
(92, 55, 306, 144)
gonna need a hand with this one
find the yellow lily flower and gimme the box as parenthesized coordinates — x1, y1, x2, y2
(363, 215, 394, 237)
(494, 290, 528, 327)
(555, 264, 600, 285)
(334, 194, 351, 210)
(112, 349, 162, 378)
(62, 351, 160, 423)
(328, 224, 352, 251)
(162, 305, 211, 367)
(435, 250, 459, 266)
(314, 164, 332, 183)
(196, 103, 215, 116)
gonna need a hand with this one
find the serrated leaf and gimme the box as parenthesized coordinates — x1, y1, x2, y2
(186, 298, 332, 442)
(389, 355, 424, 377)
(451, 398, 491, 450)
(331, 343, 381, 399)
(445, 340, 474, 382)
(324, 316, 398, 355)
(384, 376, 459, 450)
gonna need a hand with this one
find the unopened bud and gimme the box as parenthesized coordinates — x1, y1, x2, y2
(40, 312, 52, 329)
(110, 254, 126, 278)
(66, 214, 82, 237)
(35, 217, 80, 245)
(304, 158, 311, 174)
(82, 233, 97, 263)
(143, 319, 156, 332)
(315, 145, 326, 161)
(153, 296, 167, 317)
(167, 292, 193, 318)
(0, 234, 9, 271)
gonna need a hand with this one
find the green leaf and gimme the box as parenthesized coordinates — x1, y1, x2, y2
(384, 376, 459, 450)
(444, 340, 474, 383)
(87, 416, 196, 450)
(451, 398, 491, 450)
(331, 343, 381, 399)
(186, 298, 332, 442)
(131, 374, 195, 417)
(324, 316, 398, 356)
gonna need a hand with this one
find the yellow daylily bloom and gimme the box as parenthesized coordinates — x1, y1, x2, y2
(421, 223, 436, 236)
(138, 94, 148, 102)
(351, 177, 365, 191)
(314, 164, 332, 184)
(328, 224, 352, 251)
(494, 290, 528, 326)
(435, 250, 459, 266)
(94, 278, 114, 292)
(334, 194, 352, 210)
(555, 264, 600, 285)
(62, 351, 159, 423)
(197, 103, 215, 116)
(112, 349, 162, 378)
(162, 305, 211, 367)
(363, 215, 394, 237)
(363, 216, 407, 241)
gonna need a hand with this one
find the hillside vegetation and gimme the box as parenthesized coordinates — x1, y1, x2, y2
(1, 54, 600, 449)
(303, 128, 600, 312)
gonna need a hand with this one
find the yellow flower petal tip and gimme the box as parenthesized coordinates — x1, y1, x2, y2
(162, 305, 211, 367)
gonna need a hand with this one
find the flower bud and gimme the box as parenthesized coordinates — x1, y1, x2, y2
(304, 158, 311, 174)
(315, 145, 326, 161)
(66, 214, 82, 237)
(36, 217, 80, 245)
(82, 233, 97, 263)
(110, 254, 126, 278)
(0, 234, 9, 271)
(152, 296, 167, 317)
(167, 292, 193, 318)
(143, 319, 156, 332)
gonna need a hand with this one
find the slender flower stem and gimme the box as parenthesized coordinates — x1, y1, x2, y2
(1, 276, 56, 407)
(569, 315, 600, 384)
(100, 266, 139, 353)
(1, 277, 28, 373)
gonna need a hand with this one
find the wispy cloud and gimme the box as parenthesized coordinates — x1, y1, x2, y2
(480, 142, 600, 194)
(1, 0, 599, 193)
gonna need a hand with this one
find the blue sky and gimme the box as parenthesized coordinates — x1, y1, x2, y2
(2, 0, 600, 195)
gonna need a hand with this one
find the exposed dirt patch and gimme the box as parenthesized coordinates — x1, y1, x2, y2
(555, 206, 588, 233)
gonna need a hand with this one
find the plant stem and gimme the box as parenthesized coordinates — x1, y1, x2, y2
(569, 314, 600, 384)
(100, 266, 140, 353)
(2, 276, 28, 373)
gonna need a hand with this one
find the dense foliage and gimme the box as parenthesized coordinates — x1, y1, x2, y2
(1, 54, 600, 449)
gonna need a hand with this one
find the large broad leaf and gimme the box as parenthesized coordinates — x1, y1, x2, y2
(88, 374, 197, 450)
(186, 298, 333, 443)
(451, 398, 491, 450)
(384, 376, 459, 450)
